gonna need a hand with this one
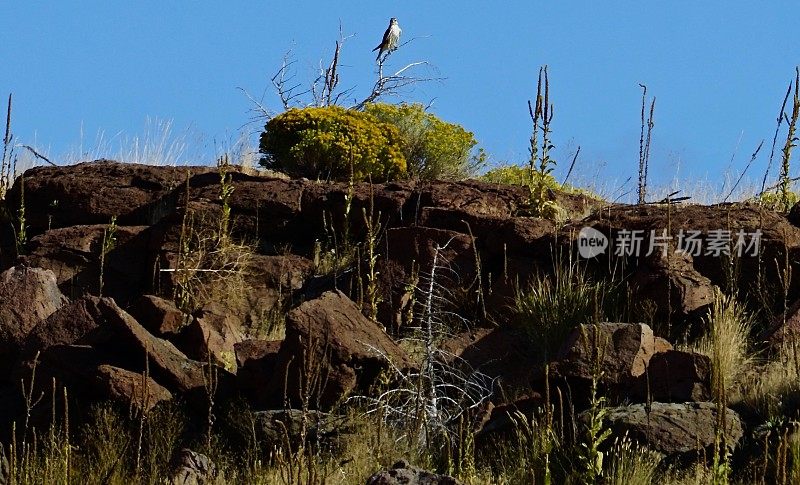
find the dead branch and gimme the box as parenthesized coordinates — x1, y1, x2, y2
(271, 50, 310, 110)
(355, 60, 439, 110)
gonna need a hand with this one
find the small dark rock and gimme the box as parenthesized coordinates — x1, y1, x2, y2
(366, 459, 463, 485)
(168, 448, 217, 485)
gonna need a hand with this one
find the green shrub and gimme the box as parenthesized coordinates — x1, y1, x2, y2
(481, 164, 559, 187)
(515, 260, 613, 359)
(259, 106, 406, 182)
(364, 102, 484, 180)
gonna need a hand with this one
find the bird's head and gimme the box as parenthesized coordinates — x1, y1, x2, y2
(390, 17, 398, 25)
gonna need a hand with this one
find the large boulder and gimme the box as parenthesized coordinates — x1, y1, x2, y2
(547, 322, 672, 406)
(127, 294, 190, 337)
(628, 249, 716, 337)
(94, 364, 172, 413)
(0, 266, 67, 377)
(597, 402, 743, 461)
(638, 350, 712, 402)
(21, 224, 154, 302)
(7, 161, 216, 235)
(178, 303, 245, 373)
(21, 295, 105, 358)
(267, 290, 412, 409)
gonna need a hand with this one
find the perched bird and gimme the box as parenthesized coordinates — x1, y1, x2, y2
(373, 17, 401, 61)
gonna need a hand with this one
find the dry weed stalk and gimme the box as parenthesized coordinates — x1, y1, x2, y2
(637, 84, 655, 204)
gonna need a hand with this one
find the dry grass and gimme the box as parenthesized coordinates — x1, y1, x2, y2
(606, 435, 662, 485)
(739, 339, 800, 419)
(690, 290, 754, 400)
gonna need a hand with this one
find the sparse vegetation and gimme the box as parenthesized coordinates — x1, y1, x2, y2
(515, 258, 615, 359)
(9, 31, 800, 485)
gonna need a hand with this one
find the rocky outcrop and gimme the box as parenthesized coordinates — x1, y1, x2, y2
(4, 161, 800, 480)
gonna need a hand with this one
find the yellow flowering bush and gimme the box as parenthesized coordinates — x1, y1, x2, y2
(365, 102, 484, 180)
(259, 106, 407, 182)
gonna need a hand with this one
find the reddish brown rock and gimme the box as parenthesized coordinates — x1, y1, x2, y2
(628, 249, 716, 335)
(22, 295, 104, 357)
(377, 226, 480, 331)
(553, 322, 672, 384)
(21, 224, 154, 302)
(17, 345, 169, 416)
(179, 303, 245, 373)
(0, 266, 67, 377)
(7, 160, 215, 234)
(440, 326, 533, 388)
(235, 339, 282, 368)
(639, 350, 712, 402)
(128, 295, 189, 337)
(546, 322, 674, 407)
(94, 364, 172, 413)
(89, 298, 208, 393)
(268, 290, 412, 409)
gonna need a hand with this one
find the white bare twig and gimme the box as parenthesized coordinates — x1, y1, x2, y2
(348, 239, 495, 448)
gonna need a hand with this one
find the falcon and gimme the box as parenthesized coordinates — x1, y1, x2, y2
(373, 17, 401, 61)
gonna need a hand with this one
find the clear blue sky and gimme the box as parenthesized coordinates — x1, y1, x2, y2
(2, 2, 799, 197)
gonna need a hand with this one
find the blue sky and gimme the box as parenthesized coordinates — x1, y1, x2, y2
(2, 2, 799, 198)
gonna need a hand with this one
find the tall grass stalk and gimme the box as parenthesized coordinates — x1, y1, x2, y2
(779, 67, 800, 212)
(637, 84, 655, 204)
(692, 290, 754, 399)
